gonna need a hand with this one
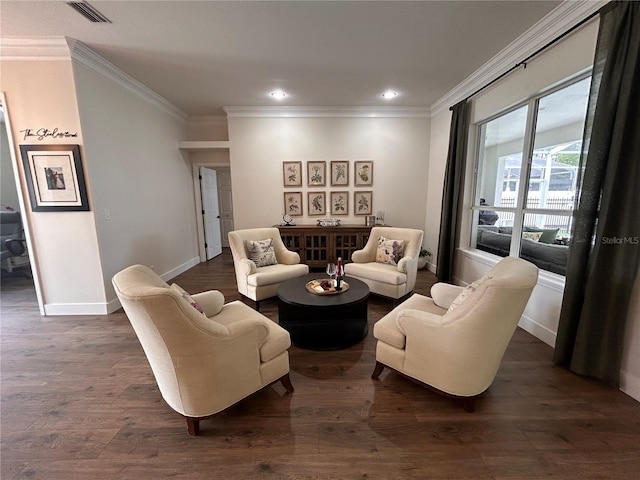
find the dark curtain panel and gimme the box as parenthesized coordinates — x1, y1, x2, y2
(553, 1, 640, 386)
(436, 100, 470, 283)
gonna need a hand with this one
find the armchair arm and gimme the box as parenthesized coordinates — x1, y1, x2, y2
(396, 309, 445, 334)
(351, 249, 370, 263)
(430, 283, 464, 309)
(277, 249, 301, 265)
(192, 290, 225, 317)
(225, 318, 269, 345)
(238, 258, 257, 275)
(396, 255, 416, 273)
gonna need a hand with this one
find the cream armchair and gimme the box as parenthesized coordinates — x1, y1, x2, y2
(372, 257, 538, 412)
(344, 227, 424, 302)
(112, 264, 294, 435)
(228, 227, 309, 310)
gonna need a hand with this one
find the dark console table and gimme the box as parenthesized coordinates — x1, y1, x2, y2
(276, 224, 372, 267)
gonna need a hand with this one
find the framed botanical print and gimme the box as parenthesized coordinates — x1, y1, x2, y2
(354, 160, 373, 186)
(307, 191, 326, 216)
(354, 191, 373, 215)
(284, 192, 303, 216)
(307, 161, 326, 186)
(330, 191, 349, 216)
(330, 161, 349, 186)
(283, 161, 302, 187)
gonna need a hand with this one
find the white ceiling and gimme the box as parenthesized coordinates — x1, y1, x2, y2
(1, 1, 564, 116)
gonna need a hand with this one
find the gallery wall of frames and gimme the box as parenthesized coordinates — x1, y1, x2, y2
(282, 160, 374, 217)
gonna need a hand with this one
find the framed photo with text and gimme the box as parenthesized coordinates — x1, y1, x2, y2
(20, 144, 90, 212)
(354, 160, 373, 186)
(330, 161, 349, 186)
(307, 161, 326, 187)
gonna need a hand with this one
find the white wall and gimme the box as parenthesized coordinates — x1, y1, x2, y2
(1, 44, 198, 315)
(227, 114, 430, 232)
(72, 60, 197, 308)
(0, 59, 105, 314)
(428, 19, 640, 401)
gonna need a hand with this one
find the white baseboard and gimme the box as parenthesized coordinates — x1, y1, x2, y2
(159, 256, 200, 282)
(518, 314, 557, 347)
(620, 369, 640, 403)
(44, 302, 109, 316)
(44, 257, 202, 316)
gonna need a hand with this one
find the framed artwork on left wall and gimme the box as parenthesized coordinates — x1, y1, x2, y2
(20, 144, 90, 212)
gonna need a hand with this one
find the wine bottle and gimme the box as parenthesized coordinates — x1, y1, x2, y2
(336, 257, 343, 290)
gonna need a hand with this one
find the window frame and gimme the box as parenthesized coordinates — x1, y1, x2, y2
(469, 72, 591, 266)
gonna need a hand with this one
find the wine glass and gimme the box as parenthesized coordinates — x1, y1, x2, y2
(326, 263, 336, 284)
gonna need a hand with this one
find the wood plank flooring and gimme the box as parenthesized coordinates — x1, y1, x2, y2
(2, 250, 639, 479)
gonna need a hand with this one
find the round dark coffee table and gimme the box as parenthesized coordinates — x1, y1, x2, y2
(277, 273, 369, 350)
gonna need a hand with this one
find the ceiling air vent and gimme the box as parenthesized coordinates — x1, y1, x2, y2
(67, 1, 112, 23)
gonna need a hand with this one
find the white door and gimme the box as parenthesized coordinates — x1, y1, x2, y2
(217, 169, 234, 247)
(200, 167, 222, 259)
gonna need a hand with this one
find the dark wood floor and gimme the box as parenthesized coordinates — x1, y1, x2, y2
(2, 250, 639, 479)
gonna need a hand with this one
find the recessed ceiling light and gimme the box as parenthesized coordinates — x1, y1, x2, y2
(382, 90, 398, 99)
(270, 90, 287, 100)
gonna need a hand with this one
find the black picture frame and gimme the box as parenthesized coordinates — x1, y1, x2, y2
(20, 144, 90, 212)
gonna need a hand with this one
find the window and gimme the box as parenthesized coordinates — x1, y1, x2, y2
(471, 76, 591, 276)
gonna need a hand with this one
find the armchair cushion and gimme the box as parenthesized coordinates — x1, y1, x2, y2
(430, 283, 464, 309)
(245, 238, 278, 267)
(376, 236, 406, 266)
(447, 274, 493, 313)
(191, 289, 225, 317)
(171, 283, 206, 315)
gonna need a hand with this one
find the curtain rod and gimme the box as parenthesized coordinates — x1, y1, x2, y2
(450, 7, 602, 111)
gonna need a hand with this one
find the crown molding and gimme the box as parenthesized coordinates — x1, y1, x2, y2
(0, 37, 71, 60)
(188, 115, 228, 124)
(223, 106, 431, 118)
(430, 0, 608, 116)
(1, 36, 187, 122)
(67, 39, 187, 122)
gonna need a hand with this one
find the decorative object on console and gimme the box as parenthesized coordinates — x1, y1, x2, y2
(330, 161, 349, 186)
(283, 161, 302, 187)
(354, 160, 373, 186)
(281, 213, 296, 226)
(317, 214, 340, 227)
(20, 144, 89, 212)
(354, 191, 373, 215)
(284, 192, 303, 216)
(308, 191, 326, 216)
(307, 161, 326, 186)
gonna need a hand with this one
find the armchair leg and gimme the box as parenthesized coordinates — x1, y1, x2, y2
(186, 417, 200, 436)
(462, 397, 476, 413)
(371, 361, 385, 380)
(280, 373, 295, 393)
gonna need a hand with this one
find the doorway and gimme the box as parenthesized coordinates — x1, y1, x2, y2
(199, 167, 222, 260)
(193, 164, 234, 262)
(0, 92, 44, 314)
